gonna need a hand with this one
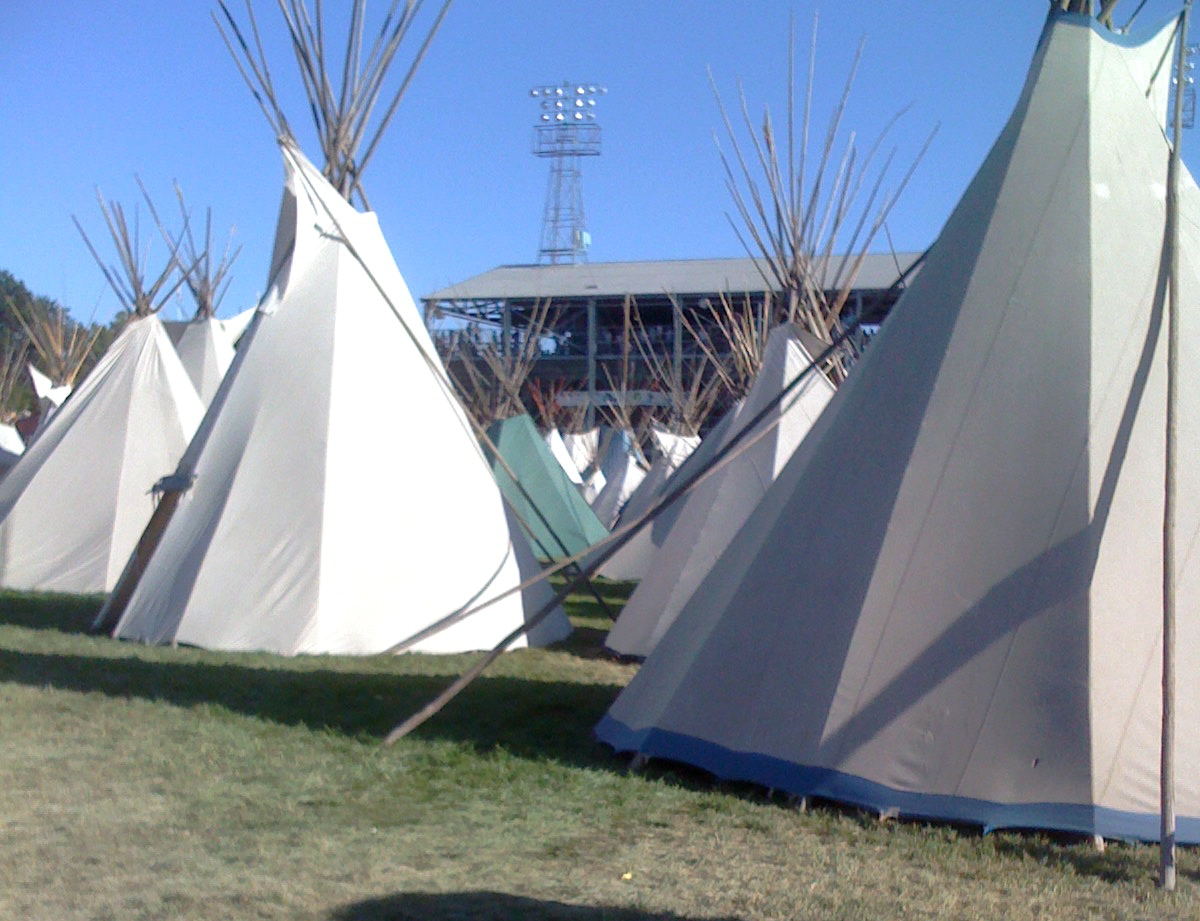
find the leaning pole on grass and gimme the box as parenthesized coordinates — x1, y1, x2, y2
(383, 323, 863, 744)
(1162, 0, 1191, 893)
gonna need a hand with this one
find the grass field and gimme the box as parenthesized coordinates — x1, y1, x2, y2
(1, 581, 1197, 920)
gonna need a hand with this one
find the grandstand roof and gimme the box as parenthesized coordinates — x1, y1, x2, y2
(425, 252, 924, 303)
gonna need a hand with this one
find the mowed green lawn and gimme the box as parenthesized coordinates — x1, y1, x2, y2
(0, 582, 1197, 921)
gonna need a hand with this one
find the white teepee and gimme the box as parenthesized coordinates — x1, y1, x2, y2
(27, 364, 73, 439)
(13, 300, 100, 442)
(0, 424, 23, 458)
(602, 324, 833, 627)
(164, 319, 237, 407)
(593, 429, 701, 582)
(219, 307, 257, 346)
(0, 423, 23, 477)
(598, 11, 1200, 842)
(0, 317, 203, 592)
(580, 466, 607, 504)
(0, 182, 203, 593)
(563, 428, 600, 473)
(651, 429, 700, 468)
(504, 505, 573, 648)
(111, 143, 559, 654)
(28, 364, 71, 412)
(564, 428, 606, 500)
(544, 427, 585, 486)
(590, 429, 649, 528)
(157, 192, 241, 407)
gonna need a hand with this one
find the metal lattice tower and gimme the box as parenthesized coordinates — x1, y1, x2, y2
(1170, 43, 1199, 129)
(530, 81, 605, 264)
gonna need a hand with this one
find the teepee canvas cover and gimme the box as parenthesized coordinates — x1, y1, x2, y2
(502, 504, 574, 647)
(112, 143, 540, 654)
(605, 324, 834, 651)
(164, 318, 236, 407)
(593, 429, 702, 582)
(544, 427, 585, 486)
(219, 307, 257, 346)
(591, 456, 675, 581)
(598, 12, 1200, 841)
(590, 430, 649, 528)
(580, 465, 607, 504)
(564, 428, 600, 474)
(28, 364, 71, 412)
(0, 424, 23, 456)
(0, 423, 24, 478)
(651, 429, 700, 468)
(0, 316, 203, 592)
(27, 364, 72, 440)
(565, 428, 607, 501)
(640, 401, 744, 550)
(485, 414, 609, 561)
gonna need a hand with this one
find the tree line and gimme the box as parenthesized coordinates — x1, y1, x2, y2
(0, 269, 120, 420)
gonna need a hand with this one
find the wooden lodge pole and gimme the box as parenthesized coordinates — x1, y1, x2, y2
(1162, 0, 1191, 892)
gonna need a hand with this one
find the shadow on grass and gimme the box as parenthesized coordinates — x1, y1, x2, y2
(328, 891, 741, 921)
(6, 594, 1181, 888)
(556, 576, 637, 622)
(0, 585, 630, 659)
(0, 591, 103, 633)
(0, 643, 623, 768)
(0, 590, 642, 773)
(557, 624, 614, 659)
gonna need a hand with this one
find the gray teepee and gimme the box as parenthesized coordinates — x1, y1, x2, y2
(598, 10, 1200, 842)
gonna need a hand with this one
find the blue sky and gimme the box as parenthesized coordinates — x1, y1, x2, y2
(1, 1, 1194, 325)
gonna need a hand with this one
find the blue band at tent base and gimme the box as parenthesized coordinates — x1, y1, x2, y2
(596, 716, 1200, 843)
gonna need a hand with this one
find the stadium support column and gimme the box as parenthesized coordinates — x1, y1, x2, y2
(853, 291, 864, 353)
(673, 300, 683, 429)
(502, 301, 512, 362)
(586, 296, 597, 429)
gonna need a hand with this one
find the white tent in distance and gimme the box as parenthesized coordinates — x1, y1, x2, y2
(604, 323, 834, 653)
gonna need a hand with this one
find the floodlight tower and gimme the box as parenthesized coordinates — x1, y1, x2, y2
(1171, 44, 1200, 128)
(530, 81, 605, 264)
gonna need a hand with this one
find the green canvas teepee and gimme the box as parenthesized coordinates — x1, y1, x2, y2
(485, 414, 609, 561)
